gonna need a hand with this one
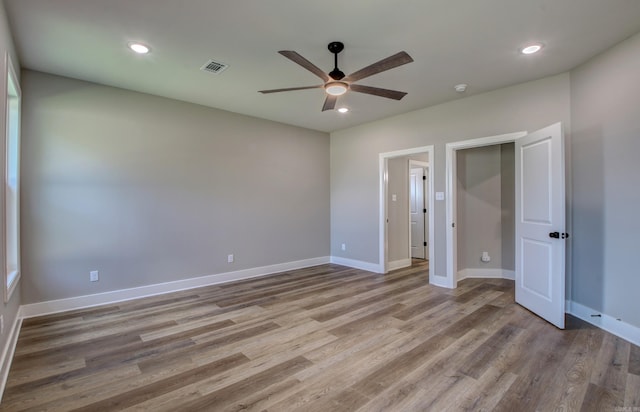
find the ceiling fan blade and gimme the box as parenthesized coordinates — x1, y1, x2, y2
(279, 51, 330, 82)
(344, 51, 413, 83)
(259, 85, 322, 94)
(322, 95, 338, 111)
(349, 84, 408, 100)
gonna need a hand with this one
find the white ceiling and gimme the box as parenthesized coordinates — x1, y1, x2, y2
(5, 0, 640, 133)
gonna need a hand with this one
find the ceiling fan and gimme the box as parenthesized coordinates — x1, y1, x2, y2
(259, 42, 414, 111)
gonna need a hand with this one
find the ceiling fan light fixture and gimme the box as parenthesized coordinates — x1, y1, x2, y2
(325, 81, 348, 96)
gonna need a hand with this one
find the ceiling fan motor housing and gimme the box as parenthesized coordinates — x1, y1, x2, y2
(329, 69, 345, 80)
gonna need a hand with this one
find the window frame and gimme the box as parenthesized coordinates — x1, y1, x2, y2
(4, 52, 21, 302)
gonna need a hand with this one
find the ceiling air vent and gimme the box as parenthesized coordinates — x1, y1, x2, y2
(200, 59, 229, 74)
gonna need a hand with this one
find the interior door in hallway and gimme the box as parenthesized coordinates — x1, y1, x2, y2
(410, 167, 427, 259)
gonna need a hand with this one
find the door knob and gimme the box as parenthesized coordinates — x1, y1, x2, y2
(549, 232, 560, 238)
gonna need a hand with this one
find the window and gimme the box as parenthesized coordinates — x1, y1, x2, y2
(4, 53, 20, 302)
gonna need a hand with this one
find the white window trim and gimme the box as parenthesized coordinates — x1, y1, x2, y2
(4, 52, 21, 302)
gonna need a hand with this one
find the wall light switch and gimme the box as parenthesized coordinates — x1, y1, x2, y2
(90, 270, 99, 282)
(435, 192, 445, 201)
(392, 194, 397, 202)
(227, 254, 234, 263)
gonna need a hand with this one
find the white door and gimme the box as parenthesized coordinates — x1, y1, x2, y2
(410, 167, 426, 259)
(515, 122, 566, 329)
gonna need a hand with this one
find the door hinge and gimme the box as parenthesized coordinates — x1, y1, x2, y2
(423, 175, 426, 180)
(423, 241, 427, 246)
(452, 222, 455, 228)
(423, 208, 427, 213)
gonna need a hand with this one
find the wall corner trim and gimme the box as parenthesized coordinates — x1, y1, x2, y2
(429, 274, 453, 289)
(19, 256, 331, 319)
(330, 256, 383, 274)
(387, 259, 412, 271)
(0, 309, 24, 403)
(567, 300, 640, 347)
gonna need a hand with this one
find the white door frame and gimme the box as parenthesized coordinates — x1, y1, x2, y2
(409, 160, 429, 260)
(445, 132, 527, 288)
(379, 146, 434, 281)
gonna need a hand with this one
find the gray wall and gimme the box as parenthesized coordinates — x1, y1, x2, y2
(0, 0, 21, 363)
(330, 73, 571, 280)
(570, 31, 640, 327)
(455, 144, 514, 273)
(500, 143, 515, 271)
(456, 145, 503, 271)
(20, 71, 330, 304)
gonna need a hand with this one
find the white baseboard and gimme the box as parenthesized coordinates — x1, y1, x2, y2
(20, 256, 330, 318)
(330, 256, 383, 274)
(503, 270, 516, 280)
(566, 300, 640, 347)
(430, 274, 453, 289)
(387, 259, 412, 271)
(0, 310, 23, 402)
(457, 268, 515, 281)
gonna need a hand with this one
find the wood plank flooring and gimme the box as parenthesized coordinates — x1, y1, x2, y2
(2, 261, 639, 411)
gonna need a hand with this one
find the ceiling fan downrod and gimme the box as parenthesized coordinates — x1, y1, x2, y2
(328, 41, 345, 80)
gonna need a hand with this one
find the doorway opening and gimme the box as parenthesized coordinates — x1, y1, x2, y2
(454, 143, 515, 282)
(445, 131, 526, 288)
(379, 146, 434, 282)
(444, 123, 566, 329)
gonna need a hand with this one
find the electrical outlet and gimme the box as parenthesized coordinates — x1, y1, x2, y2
(341, 243, 346, 251)
(227, 254, 234, 263)
(90, 270, 99, 282)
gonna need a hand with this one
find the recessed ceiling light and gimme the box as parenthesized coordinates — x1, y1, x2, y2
(337, 107, 349, 113)
(521, 43, 543, 55)
(128, 42, 150, 54)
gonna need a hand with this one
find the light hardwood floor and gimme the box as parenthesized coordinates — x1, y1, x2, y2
(2, 261, 639, 411)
